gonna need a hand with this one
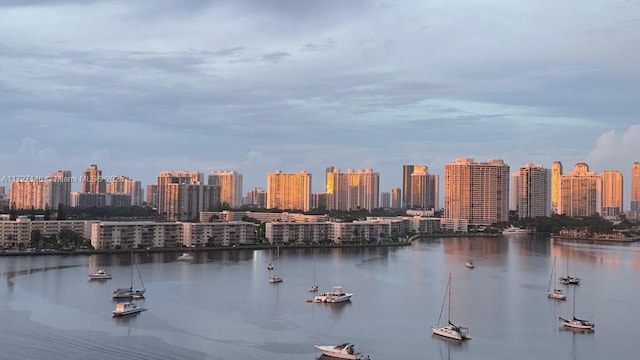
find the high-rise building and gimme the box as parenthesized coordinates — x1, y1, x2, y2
(408, 165, 438, 210)
(146, 184, 158, 208)
(157, 171, 218, 221)
(391, 187, 402, 209)
(325, 168, 379, 211)
(631, 162, 640, 212)
(9, 171, 72, 210)
(266, 170, 312, 211)
(551, 161, 563, 212)
(82, 164, 106, 193)
(208, 171, 243, 209)
(510, 172, 520, 211)
(244, 187, 266, 208)
(402, 165, 414, 209)
(557, 163, 601, 217)
(601, 170, 623, 219)
(107, 175, 142, 206)
(516, 163, 551, 219)
(380, 192, 391, 208)
(444, 158, 510, 226)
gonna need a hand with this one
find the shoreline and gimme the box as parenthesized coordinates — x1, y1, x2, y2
(550, 236, 638, 243)
(0, 241, 413, 257)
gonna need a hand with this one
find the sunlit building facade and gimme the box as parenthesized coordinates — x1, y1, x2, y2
(444, 158, 510, 226)
(81, 164, 106, 193)
(516, 163, 551, 219)
(208, 171, 243, 209)
(325, 167, 379, 211)
(557, 163, 601, 217)
(266, 170, 312, 211)
(107, 175, 143, 206)
(601, 170, 623, 219)
(391, 187, 402, 209)
(408, 165, 438, 210)
(402, 165, 414, 209)
(157, 171, 219, 221)
(551, 161, 563, 212)
(632, 162, 640, 211)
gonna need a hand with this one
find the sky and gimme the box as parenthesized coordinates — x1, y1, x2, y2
(1, 0, 639, 206)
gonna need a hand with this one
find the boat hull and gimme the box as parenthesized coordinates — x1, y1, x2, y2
(431, 325, 470, 341)
(548, 290, 567, 300)
(113, 308, 147, 317)
(559, 317, 594, 330)
(314, 346, 368, 360)
(88, 275, 112, 280)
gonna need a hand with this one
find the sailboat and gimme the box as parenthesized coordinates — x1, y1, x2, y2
(547, 257, 567, 300)
(559, 286, 594, 330)
(309, 260, 318, 292)
(432, 273, 471, 341)
(113, 252, 146, 299)
(269, 246, 283, 283)
(559, 258, 581, 285)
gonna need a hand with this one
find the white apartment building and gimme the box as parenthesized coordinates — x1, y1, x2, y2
(265, 218, 406, 244)
(0, 217, 95, 248)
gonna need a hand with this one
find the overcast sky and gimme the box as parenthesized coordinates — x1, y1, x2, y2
(1, 0, 639, 205)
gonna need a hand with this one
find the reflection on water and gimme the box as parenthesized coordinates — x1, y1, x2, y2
(1, 236, 640, 360)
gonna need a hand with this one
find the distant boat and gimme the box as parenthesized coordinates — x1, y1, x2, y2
(314, 343, 370, 360)
(268, 246, 283, 284)
(432, 273, 471, 341)
(547, 257, 566, 300)
(267, 262, 274, 271)
(314, 286, 353, 303)
(177, 253, 194, 261)
(88, 269, 112, 280)
(112, 252, 146, 299)
(502, 225, 528, 235)
(112, 302, 147, 317)
(559, 258, 581, 285)
(309, 260, 318, 292)
(465, 261, 474, 269)
(559, 286, 594, 330)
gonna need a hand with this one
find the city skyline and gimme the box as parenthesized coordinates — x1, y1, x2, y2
(1, 1, 639, 203)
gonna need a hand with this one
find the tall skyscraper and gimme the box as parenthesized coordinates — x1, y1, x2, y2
(631, 162, 640, 211)
(391, 187, 402, 209)
(107, 175, 142, 206)
(557, 163, 601, 217)
(601, 170, 623, 219)
(551, 161, 563, 212)
(380, 192, 391, 208)
(245, 187, 266, 208)
(510, 172, 520, 211)
(444, 158, 510, 226)
(516, 163, 551, 219)
(266, 170, 312, 211)
(9, 170, 72, 209)
(208, 171, 243, 209)
(157, 171, 217, 221)
(325, 168, 379, 211)
(82, 164, 106, 193)
(402, 165, 414, 209)
(408, 165, 438, 210)
(146, 184, 158, 208)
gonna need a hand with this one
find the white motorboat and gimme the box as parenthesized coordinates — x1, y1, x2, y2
(465, 261, 474, 269)
(177, 253, 194, 261)
(502, 225, 528, 235)
(432, 273, 471, 341)
(314, 286, 353, 303)
(268, 274, 283, 283)
(547, 257, 566, 300)
(112, 302, 147, 317)
(559, 286, 594, 330)
(88, 269, 112, 280)
(267, 262, 274, 271)
(314, 343, 370, 360)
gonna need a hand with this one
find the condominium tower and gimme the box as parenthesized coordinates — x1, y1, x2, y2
(632, 162, 640, 211)
(557, 163, 601, 217)
(600, 170, 623, 219)
(402, 165, 414, 209)
(208, 171, 243, 209)
(515, 163, 551, 219)
(9, 170, 72, 210)
(444, 158, 510, 226)
(82, 164, 106, 193)
(325, 167, 379, 211)
(157, 171, 219, 221)
(391, 187, 402, 209)
(551, 161, 563, 212)
(107, 175, 143, 206)
(408, 165, 438, 210)
(266, 170, 312, 211)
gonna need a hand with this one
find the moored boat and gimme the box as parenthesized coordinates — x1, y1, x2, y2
(314, 286, 352, 303)
(88, 269, 112, 280)
(432, 273, 471, 341)
(112, 302, 147, 317)
(314, 343, 369, 360)
(177, 253, 194, 261)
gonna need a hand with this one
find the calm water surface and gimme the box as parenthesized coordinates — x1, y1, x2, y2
(1, 236, 640, 360)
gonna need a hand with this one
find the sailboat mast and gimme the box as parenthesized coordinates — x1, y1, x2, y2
(130, 251, 134, 289)
(572, 286, 576, 318)
(448, 273, 452, 323)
